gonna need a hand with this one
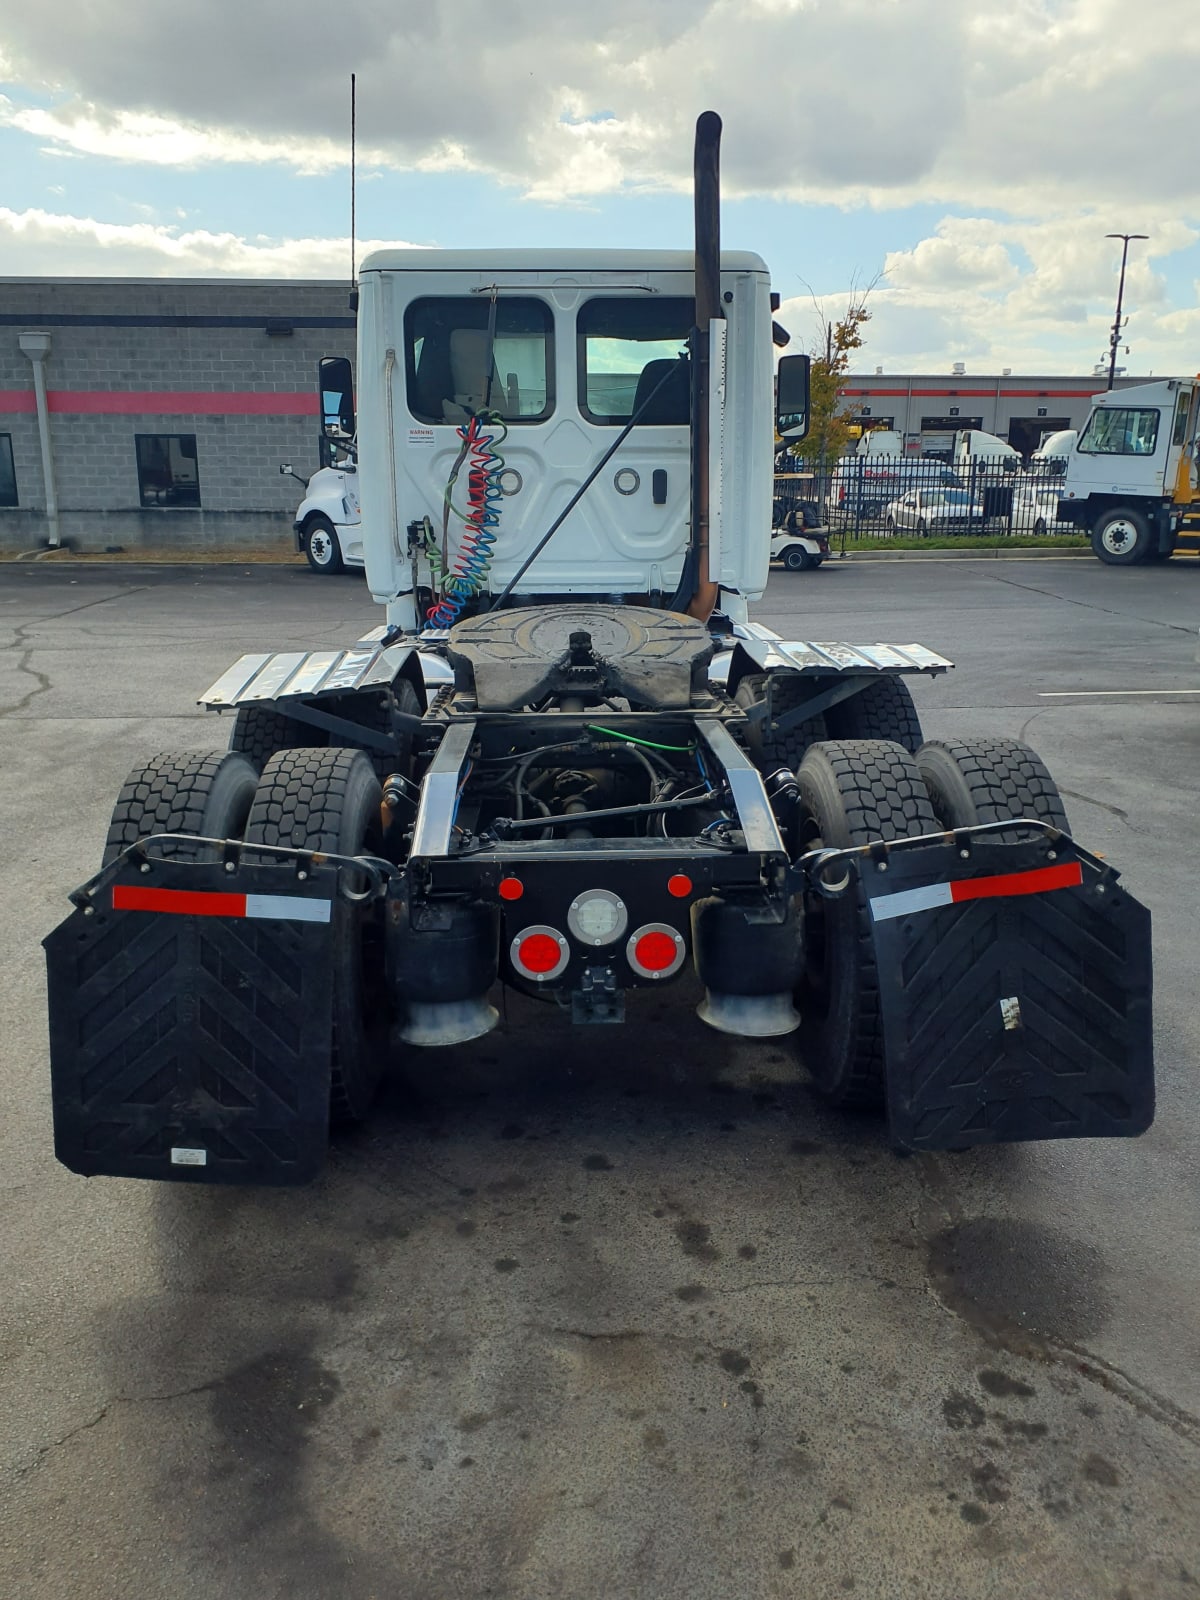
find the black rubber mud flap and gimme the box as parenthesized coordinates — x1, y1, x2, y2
(860, 837, 1154, 1150)
(44, 860, 339, 1185)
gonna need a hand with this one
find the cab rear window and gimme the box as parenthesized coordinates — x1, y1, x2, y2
(578, 297, 693, 425)
(404, 297, 553, 425)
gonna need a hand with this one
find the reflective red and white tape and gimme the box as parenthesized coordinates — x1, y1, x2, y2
(111, 885, 332, 923)
(868, 861, 1083, 923)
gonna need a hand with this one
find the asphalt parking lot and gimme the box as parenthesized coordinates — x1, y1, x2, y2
(2, 556, 1198, 1600)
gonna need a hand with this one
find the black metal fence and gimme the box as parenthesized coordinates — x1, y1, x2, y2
(774, 454, 1072, 542)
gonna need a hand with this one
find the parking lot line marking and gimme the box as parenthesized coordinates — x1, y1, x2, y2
(1037, 689, 1200, 697)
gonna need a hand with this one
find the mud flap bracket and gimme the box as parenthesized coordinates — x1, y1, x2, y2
(860, 837, 1154, 1150)
(44, 859, 339, 1185)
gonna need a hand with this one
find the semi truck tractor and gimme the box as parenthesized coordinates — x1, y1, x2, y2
(43, 115, 1154, 1185)
(280, 458, 364, 574)
(1058, 377, 1200, 563)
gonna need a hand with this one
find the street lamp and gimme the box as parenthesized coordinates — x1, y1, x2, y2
(1105, 232, 1147, 390)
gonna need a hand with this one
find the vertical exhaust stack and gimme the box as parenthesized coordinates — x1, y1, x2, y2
(686, 110, 723, 622)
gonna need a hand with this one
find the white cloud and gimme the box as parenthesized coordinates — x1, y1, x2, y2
(0, 0, 1196, 213)
(0, 206, 421, 277)
(779, 214, 1200, 374)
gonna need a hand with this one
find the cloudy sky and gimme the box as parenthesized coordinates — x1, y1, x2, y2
(2, 0, 1198, 376)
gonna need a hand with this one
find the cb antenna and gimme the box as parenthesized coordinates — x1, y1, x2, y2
(350, 72, 357, 287)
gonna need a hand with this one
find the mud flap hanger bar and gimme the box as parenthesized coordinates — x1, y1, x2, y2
(742, 674, 892, 736)
(789, 818, 1104, 898)
(66, 834, 401, 912)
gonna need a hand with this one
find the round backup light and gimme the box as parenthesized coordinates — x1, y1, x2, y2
(566, 888, 629, 947)
(627, 923, 686, 980)
(511, 925, 569, 982)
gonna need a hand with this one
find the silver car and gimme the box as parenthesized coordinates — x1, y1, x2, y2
(884, 487, 987, 535)
(1010, 483, 1071, 534)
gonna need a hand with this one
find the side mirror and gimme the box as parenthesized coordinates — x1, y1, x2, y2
(279, 461, 310, 488)
(776, 353, 810, 440)
(318, 355, 355, 444)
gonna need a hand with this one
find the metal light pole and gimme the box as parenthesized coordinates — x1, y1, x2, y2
(1105, 232, 1147, 390)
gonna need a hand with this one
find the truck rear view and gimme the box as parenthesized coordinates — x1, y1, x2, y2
(43, 115, 1154, 1186)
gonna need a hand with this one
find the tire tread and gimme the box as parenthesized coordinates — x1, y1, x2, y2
(103, 750, 257, 864)
(796, 739, 938, 1109)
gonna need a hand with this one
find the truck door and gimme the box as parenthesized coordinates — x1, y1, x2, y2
(1167, 385, 1198, 506)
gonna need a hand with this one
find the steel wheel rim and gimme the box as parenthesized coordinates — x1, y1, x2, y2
(1101, 518, 1136, 554)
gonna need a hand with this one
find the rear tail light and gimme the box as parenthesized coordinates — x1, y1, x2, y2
(511, 926, 569, 982)
(626, 923, 686, 980)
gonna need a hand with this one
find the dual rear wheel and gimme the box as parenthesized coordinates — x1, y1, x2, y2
(102, 743, 392, 1125)
(793, 734, 1069, 1109)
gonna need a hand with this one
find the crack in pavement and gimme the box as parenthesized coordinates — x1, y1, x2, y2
(1059, 786, 1136, 827)
(988, 570, 1198, 635)
(0, 588, 149, 718)
(12, 1377, 221, 1483)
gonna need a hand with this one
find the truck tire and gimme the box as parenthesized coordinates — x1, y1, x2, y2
(734, 673, 827, 771)
(824, 675, 923, 755)
(794, 740, 938, 1109)
(102, 750, 258, 866)
(305, 513, 345, 574)
(229, 706, 312, 771)
(245, 748, 386, 1124)
(916, 737, 1069, 838)
(1092, 506, 1150, 564)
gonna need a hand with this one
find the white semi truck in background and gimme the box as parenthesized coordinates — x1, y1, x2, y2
(279, 454, 364, 575)
(1057, 377, 1200, 563)
(43, 114, 1154, 1187)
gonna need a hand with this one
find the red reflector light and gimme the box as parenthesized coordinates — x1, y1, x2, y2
(510, 924, 569, 981)
(667, 874, 693, 898)
(634, 931, 679, 972)
(498, 876, 524, 901)
(518, 933, 562, 973)
(626, 922, 685, 979)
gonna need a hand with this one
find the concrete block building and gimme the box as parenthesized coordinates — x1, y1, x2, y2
(0, 279, 355, 552)
(840, 368, 1155, 458)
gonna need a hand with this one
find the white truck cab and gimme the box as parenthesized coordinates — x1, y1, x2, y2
(1059, 378, 1200, 563)
(280, 459, 364, 574)
(954, 429, 1020, 468)
(349, 249, 775, 629)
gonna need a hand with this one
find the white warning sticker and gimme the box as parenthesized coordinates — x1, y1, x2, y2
(999, 997, 1022, 1031)
(170, 1147, 208, 1167)
(408, 428, 435, 449)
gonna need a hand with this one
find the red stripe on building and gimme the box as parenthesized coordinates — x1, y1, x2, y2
(841, 387, 1093, 400)
(949, 861, 1083, 905)
(113, 885, 247, 917)
(0, 390, 318, 416)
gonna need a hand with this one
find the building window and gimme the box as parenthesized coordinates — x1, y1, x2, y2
(135, 434, 201, 507)
(404, 297, 554, 425)
(578, 297, 693, 424)
(0, 435, 16, 507)
(1077, 407, 1159, 456)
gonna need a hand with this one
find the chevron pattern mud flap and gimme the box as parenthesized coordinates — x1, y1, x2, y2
(862, 837, 1154, 1150)
(44, 861, 339, 1184)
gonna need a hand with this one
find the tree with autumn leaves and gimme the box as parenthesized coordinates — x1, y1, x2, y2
(782, 287, 874, 467)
